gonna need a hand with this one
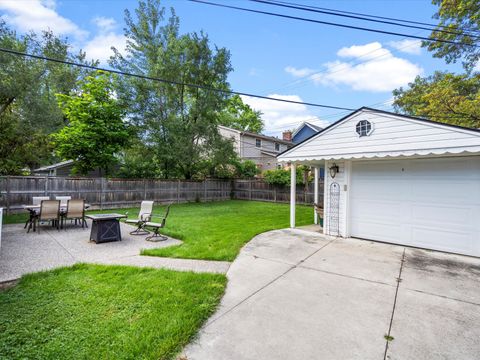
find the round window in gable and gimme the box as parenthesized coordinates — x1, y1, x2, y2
(356, 120, 373, 137)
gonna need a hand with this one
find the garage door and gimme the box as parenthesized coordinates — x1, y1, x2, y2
(350, 157, 480, 257)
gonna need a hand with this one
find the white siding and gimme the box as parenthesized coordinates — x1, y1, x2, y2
(279, 110, 480, 162)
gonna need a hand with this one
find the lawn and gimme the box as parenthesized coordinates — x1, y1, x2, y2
(0, 264, 226, 360)
(139, 200, 313, 261)
(2, 200, 314, 261)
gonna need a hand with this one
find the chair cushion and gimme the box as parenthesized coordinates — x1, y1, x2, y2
(145, 222, 163, 228)
(125, 219, 139, 224)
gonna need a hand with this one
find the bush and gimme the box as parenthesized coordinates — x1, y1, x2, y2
(263, 166, 309, 186)
(235, 160, 260, 178)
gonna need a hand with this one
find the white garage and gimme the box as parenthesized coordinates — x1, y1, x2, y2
(278, 107, 480, 257)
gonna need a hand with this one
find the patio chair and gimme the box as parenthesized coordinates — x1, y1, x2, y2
(24, 196, 50, 229)
(144, 203, 172, 242)
(61, 199, 87, 229)
(55, 196, 72, 207)
(35, 200, 61, 232)
(125, 201, 154, 235)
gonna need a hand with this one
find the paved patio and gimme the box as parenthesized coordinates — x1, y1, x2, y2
(0, 221, 230, 282)
(183, 228, 480, 360)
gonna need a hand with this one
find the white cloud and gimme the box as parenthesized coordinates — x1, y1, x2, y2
(388, 39, 422, 55)
(83, 33, 126, 64)
(285, 66, 316, 78)
(0, 0, 87, 40)
(83, 17, 126, 63)
(312, 42, 423, 92)
(92, 16, 117, 33)
(241, 94, 331, 136)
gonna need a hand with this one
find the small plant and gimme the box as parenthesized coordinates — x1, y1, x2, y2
(384, 334, 394, 341)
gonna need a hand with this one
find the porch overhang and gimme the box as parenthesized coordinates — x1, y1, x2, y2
(278, 148, 480, 164)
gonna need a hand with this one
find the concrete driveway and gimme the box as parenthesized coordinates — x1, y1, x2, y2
(184, 228, 480, 360)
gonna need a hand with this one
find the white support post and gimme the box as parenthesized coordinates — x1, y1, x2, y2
(314, 166, 319, 224)
(290, 163, 296, 228)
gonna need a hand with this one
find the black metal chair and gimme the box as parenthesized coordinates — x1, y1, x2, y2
(144, 203, 172, 242)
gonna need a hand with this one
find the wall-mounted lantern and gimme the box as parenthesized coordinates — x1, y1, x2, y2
(329, 163, 339, 178)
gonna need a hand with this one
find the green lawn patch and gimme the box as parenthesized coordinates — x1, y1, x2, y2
(0, 264, 226, 360)
(141, 200, 313, 261)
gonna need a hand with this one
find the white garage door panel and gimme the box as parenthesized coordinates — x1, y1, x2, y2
(350, 157, 480, 257)
(411, 227, 474, 254)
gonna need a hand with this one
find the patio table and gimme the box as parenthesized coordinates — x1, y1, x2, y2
(23, 203, 91, 232)
(85, 214, 127, 244)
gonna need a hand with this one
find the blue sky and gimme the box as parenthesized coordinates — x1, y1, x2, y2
(0, 0, 465, 136)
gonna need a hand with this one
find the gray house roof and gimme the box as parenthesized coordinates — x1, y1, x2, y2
(33, 160, 74, 172)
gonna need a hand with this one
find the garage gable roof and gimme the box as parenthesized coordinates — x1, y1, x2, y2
(278, 107, 480, 162)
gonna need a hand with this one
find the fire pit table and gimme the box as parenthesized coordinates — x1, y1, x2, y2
(85, 214, 127, 243)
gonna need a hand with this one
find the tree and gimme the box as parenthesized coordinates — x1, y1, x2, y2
(218, 95, 264, 133)
(110, 0, 236, 179)
(393, 71, 480, 128)
(423, 0, 480, 71)
(0, 21, 96, 174)
(52, 71, 130, 175)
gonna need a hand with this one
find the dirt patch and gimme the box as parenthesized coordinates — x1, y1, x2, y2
(406, 249, 480, 276)
(0, 279, 19, 291)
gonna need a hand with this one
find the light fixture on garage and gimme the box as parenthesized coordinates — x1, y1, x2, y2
(329, 163, 339, 178)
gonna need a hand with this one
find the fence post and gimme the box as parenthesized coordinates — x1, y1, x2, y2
(44, 176, 48, 196)
(143, 179, 147, 200)
(249, 180, 253, 200)
(100, 177, 106, 210)
(204, 179, 207, 202)
(177, 180, 180, 203)
(5, 176, 10, 215)
(273, 186, 277, 203)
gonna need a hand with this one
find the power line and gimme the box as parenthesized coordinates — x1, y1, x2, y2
(250, 0, 480, 39)
(188, 0, 479, 47)
(0, 47, 354, 111)
(270, 0, 480, 37)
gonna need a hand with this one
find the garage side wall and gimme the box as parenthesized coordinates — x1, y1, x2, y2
(324, 160, 350, 237)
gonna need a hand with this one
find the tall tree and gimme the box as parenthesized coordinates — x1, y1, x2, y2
(0, 21, 95, 174)
(218, 95, 264, 133)
(423, 0, 480, 71)
(52, 72, 131, 175)
(393, 71, 480, 128)
(110, 0, 236, 179)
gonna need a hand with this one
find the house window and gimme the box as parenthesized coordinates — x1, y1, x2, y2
(275, 143, 280, 151)
(356, 120, 373, 137)
(256, 139, 262, 148)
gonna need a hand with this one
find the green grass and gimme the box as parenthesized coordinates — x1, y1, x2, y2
(3, 200, 314, 261)
(140, 200, 313, 261)
(0, 264, 226, 360)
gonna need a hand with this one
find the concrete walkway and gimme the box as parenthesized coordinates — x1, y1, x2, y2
(0, 222, 230, 282)
(183, 228, 480, 360)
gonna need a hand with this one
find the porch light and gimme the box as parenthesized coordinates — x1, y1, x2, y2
(329, 163, 339, 178)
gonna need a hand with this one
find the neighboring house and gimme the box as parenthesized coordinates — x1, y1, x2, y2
(33, 160, 104, 177)
(279, 107, 480, 257)
(218, 125, 293, 171)
(291, 122, 322, 144)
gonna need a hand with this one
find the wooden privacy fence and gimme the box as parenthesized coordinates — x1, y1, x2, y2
(0, 176, 323, 214)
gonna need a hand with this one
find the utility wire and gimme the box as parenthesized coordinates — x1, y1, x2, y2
(0, 47, 354, 111)
(188, 0, 479, 47)
(250, 0, 480, 39)
(270, 0, 480, 37)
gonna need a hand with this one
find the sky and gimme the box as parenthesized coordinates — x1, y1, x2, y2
(0, 0, 467, 136)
